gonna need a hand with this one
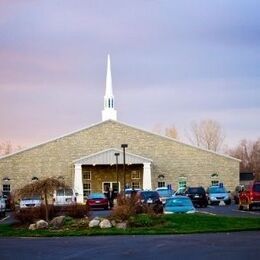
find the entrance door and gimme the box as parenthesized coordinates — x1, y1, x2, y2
(102, 182, 120, 193)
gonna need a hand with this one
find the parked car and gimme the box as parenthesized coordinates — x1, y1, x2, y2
(0, 196, 6, 217)
(184, 186, 208, 207)
(207, 186, 231, 205)
(238, 181, 260, 211)
(125, 188, 142, 198)
(20, 195, 42, 208)
(164, 196, 196, 214)
(156, 187, 174, 205)
(233, 185, 244, 204)
(136, 190, 163, 213)
(53, 188, 77, 206)
(86, 193, 109, 210)
(3, 194, 12, 210)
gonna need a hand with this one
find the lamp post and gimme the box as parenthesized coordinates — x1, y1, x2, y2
(114, 152, 120, 193)
(121, 144, 128, 195)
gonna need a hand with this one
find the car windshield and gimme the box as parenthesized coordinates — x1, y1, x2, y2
(188, 187, 205, 194)
(208, 187, 227, 194)
(22, 196, 41, 200)
(88, 193, 106, 199)
(157, 190, 173, 197)
(56, 189, 73, 196)
(166, 198, 192, 207)
(140, 192, 159, 199)
(253, 184, 260, 192)
(64, 189, 73, 196)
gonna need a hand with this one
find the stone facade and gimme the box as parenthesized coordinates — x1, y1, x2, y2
(0, 120, 240, 194)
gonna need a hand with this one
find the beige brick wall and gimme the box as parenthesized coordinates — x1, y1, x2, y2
(0, 120, 240, 193)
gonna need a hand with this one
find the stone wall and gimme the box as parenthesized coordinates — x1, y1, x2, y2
(0, 120, 240, 193)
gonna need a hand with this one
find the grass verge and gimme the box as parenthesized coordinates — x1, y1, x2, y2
(0, 213, 260, 237)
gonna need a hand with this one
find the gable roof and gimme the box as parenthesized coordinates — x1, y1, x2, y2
(0, 119, 240, 162)
(73, 148, 152, 165)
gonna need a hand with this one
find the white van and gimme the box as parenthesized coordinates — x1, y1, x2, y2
(53, 188, 77, 206)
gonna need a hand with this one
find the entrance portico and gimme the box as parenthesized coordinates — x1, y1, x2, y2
(73, 148, 153, 203)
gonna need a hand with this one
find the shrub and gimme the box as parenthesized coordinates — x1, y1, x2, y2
(128, 214, 166, 228)
(14, 205, 55, 224)
(14, 204, 90, 224)
(54, 204, 90, 218)
(110, 194, 154, 222)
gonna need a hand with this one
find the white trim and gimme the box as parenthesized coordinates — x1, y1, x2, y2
(143, 162, 152, 190)
(0, 119, 240, 162)
(74, 164, 84, 203)
(73, 147, 152, 164)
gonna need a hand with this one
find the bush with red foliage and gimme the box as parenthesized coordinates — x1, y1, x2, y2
(110, 194, 154, 222)
(14, 204, 90, 224)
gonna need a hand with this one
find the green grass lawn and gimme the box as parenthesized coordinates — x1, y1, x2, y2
(1, 213, 260, 237)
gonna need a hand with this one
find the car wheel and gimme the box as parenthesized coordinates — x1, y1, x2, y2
(225, 199, 231, 205)
(248, 204, 253, 211)
(238, 204, 243, 210)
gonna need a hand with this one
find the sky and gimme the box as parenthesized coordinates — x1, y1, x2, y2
(0, 0, 260, 149)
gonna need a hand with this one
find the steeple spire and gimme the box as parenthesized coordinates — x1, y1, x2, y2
(102, 54, 117, 121)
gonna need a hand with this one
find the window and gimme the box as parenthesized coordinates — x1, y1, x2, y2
(2, 184, 10, 196)
(131, 182, 140, 189)
(178, 179, 187, 189)
(131, 170, 140, 179)
(82, 170, 91, 180)
(83, 183, 91, 197)
(158, 181, 165, 188)
(211, 180, 219, 186)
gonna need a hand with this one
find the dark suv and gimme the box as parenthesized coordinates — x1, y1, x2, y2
(184, 187, 208, 207)
(136, 191, 163, 213)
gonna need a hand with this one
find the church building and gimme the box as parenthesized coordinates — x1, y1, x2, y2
(0, 55, 240, 203)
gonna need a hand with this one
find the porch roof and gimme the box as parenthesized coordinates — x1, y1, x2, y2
(73, 148, 152, 165)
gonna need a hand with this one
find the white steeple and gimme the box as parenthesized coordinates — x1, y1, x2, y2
(102, 54, 117, 121)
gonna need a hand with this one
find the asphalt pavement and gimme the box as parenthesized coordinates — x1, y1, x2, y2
(0, 231, 260, 260)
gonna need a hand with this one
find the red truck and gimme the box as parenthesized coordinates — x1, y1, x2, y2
(238, 181, 260, 210)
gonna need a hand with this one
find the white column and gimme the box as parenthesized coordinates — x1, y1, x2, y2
(143, 162, 152, 190)
(74, 164, 84, 204)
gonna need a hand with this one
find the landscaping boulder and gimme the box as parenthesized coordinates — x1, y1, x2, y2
(99, 219, 112, 229)
(28, 224, 36, 230)
(50, 216, 65, 228)
(89, 218, 100, 228)
(36, 220, 48, 229)
(116, 222, 127, 229)
(111, 220, 116, 227)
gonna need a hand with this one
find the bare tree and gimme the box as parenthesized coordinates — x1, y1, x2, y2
(152, 124, 179, 139)
(229, 138, 260, 179)
(165, 125, 178, 139)
(16, 177, 65, 221)
(188, 119, 225, 152)
(0, 141, 24, 156)
(0, 141, 13, 155)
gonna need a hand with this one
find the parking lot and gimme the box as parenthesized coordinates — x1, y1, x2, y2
(1, 202, 260, 225)
(196, 203, 260, 217)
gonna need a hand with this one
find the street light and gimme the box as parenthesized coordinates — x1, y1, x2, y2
(114, 152, 120, 193)
(121, 144, 128, 195)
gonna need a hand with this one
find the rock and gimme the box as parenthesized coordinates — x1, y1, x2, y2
(36, 220, 48, 229)
(111, 220, 116, 227)
(116, 222, 127, 229)
(28, 224, 36, 230)
(99, 219, 112, 229)
(89, 219, 100, 228)
(50, 216, 65, 228)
